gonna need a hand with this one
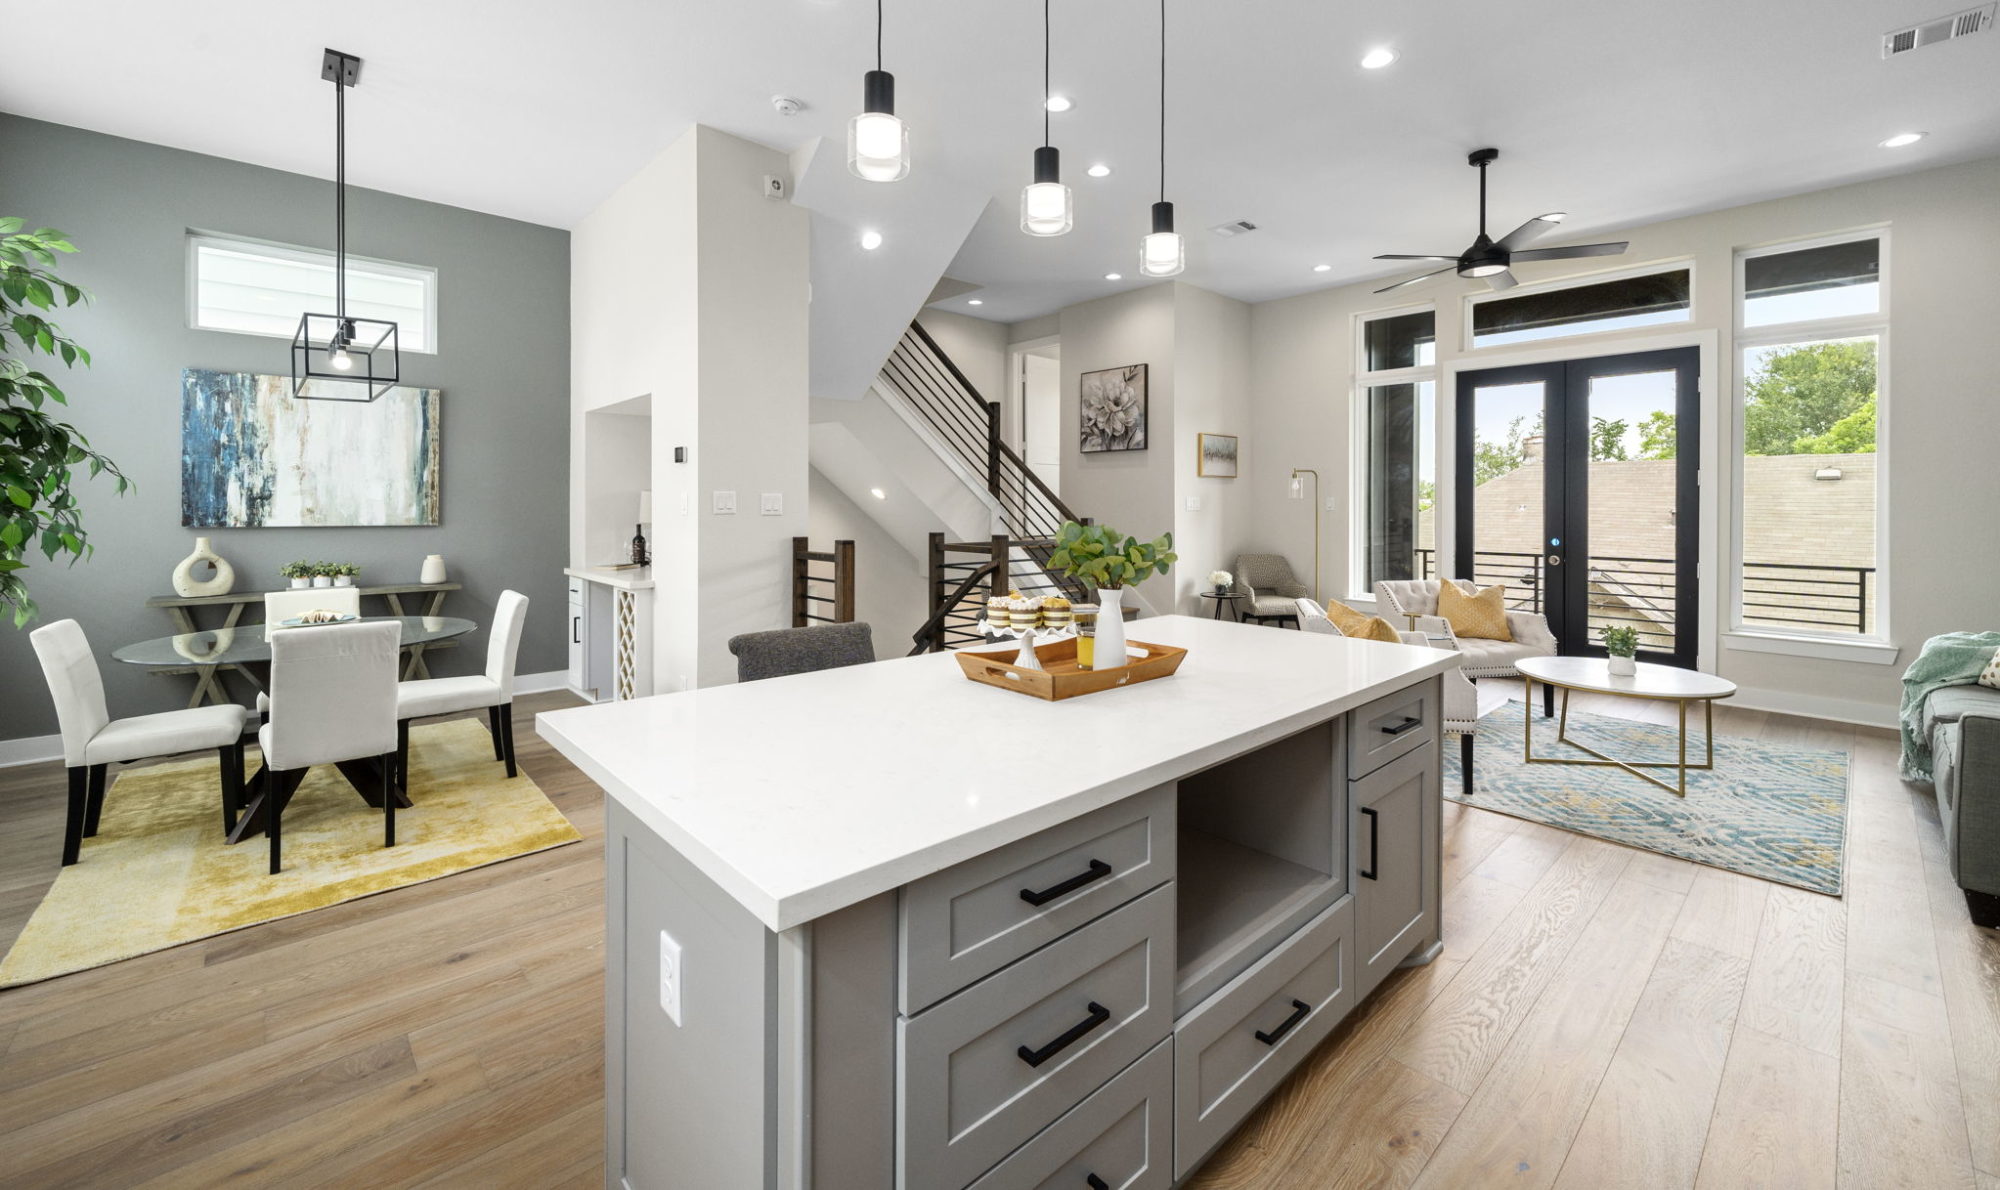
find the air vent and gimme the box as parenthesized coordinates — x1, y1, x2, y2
(1207, 220, 1258, 237)
(1882, 3, 1994, 56)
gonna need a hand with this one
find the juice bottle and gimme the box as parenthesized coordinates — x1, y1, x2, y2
(1073, 604, 1099, 669)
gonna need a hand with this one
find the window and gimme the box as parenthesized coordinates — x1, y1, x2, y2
(1470, 267, 1691, 348)
(1733, 233, 1885, 642)
(188, 232, 436, 352)
(1355, 309, 1436, 591)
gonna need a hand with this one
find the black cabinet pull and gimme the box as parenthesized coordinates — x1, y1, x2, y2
(1254, 998, 1312, 1046)
(571, 615, 581, 645)
(1018, 1001, 1110, 1068)
(1086, 1176, 1110, 1190)
(1381, 716, 1423, 736)
(1360, 806, 1379, 880)
(1020, 858, 1113, 907)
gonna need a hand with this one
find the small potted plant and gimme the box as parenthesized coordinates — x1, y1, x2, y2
(280, 560, 314, 590)
(1048, 521, 1177, 670)
(310, 560, 334, 589)
(1602, 625, 1640, 676)
(332, 562, 360, 588)
(1208, 569, 1233, 595)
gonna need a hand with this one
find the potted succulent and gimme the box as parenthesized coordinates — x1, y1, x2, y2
(310, 560, 334, 589)
(279, 560, 315, 589)
(1602, 625, 1640, 676)
(332, 562, 360, 588)
(1048, 521, 1177, 670)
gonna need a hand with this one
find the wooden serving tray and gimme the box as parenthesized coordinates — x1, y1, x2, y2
(954, 638, 1188, 701)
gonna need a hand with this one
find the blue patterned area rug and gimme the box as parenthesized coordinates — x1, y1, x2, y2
(1449, 704, 1850, 895)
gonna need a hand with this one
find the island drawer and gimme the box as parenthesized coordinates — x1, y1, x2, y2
(1346, 679, 1438, 778)
(1172, 896, 1354, 1178)
(966, 1039, 1172, 1190)
(899, 885, 1174, 1190)
(901, 784, 1175, 1014)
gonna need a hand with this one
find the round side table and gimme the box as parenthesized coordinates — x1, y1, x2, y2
(1199, 591, 1247, 621)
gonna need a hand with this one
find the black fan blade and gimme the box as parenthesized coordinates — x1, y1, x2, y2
(1486, 269, 1519, 291)
(1495, 213, 1566, 252)
(1510, 241, 1629, 262)
(1373, 265, 1455, 295)
(1373, 254, 1458, 261)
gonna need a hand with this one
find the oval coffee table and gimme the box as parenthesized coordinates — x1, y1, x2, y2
(1514, 655, 1737, 797)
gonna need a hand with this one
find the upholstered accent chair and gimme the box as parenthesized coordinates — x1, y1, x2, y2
(1374, 578, 1559, 717)
(1298, 598, 1481, 794)
(1235, 554, 1308, 627)
(728, 622, 876, 683)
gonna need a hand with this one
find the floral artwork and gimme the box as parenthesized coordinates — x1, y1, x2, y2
(1079, 364, 1148, 453)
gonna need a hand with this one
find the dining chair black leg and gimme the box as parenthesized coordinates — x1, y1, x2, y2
(383, 751, 396, 848)
(219, 743, 245, 832)
(395, 719, 411, 795)
(499, 703, 518, 779)
(486, 705, 505, 761)
(1461, 733, 1475, 797)
(62, 766, 87, 866)
(268, 768, 285, 875)
(83, 763, 109, 837)
(1543, 680, 1555, 718)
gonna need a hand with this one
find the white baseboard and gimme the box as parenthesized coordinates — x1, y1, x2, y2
(0, 669, 585, 770)
(1727, 683, 1899, 731)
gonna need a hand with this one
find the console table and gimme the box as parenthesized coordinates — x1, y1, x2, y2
(142, 582, 463, 706)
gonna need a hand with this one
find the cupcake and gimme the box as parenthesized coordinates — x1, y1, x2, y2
(1041, 596, 1073, 629)
(986, 596, 1010, 631)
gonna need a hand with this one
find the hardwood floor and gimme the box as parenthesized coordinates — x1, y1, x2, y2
(1, 684, 1994, 1188)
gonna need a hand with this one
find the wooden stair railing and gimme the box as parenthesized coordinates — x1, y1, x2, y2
(792, 537, 856, 627)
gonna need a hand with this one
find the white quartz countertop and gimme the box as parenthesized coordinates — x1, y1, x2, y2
(564, 566, 655, 591)
(535, 614, 1461, 932)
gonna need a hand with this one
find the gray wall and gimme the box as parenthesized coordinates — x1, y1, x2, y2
(0, 115, 570, 743)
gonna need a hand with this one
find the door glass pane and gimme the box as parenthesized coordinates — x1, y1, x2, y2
(1737, 336, 1879, 634)
(1364, 380, 1435, 586)
(1465, 382, 1547, 612)
(1584, 371, 1679, 654)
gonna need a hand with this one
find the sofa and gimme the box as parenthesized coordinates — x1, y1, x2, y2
(1375, 578, 1559, 717)
(1923, 683, 2000, 927)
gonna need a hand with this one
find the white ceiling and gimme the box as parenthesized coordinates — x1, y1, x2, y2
(3, 0, 1995, 323)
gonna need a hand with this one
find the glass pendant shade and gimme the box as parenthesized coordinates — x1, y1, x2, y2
(1020, 147, 1072, 236)
(1139, 201, 1185, 277)
(848, 71, 909, 182)
(1289, 475, 1305, 499)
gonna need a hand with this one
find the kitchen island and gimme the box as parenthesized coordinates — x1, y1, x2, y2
(537, 614, 1462, 1190)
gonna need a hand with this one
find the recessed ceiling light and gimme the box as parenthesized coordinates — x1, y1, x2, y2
(870, 487, 886, 500)
(859, 229, 883, 250)
(1105, 272, 1122, 281)
(1044, 95, 1073, 112)
(1312, 263, 1332, 273)
(1087, 163, 1111, 178)
(1879, 131, 1926, 148)
(1360, 47, 1397, 69)
(967, 298, 983, 305)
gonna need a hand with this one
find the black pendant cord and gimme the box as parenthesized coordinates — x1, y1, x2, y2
(334, 67, 346, 328)
(876, 0, 883, 71)
(1042, 0, 1051, 147)
(1157, 0, 1166, 203)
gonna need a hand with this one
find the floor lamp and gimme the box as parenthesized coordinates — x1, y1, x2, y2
(1289, 467, 1320, 603)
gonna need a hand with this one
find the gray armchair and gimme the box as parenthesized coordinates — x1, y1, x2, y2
(1235, 554, 1308, 627)
(1375, 578, 1559, 717)
(1922, 684, 2000, 927)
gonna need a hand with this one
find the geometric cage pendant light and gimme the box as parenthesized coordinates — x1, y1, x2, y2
(292, 48, 400, 402)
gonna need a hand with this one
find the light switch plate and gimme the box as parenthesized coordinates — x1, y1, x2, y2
(713, 491, 737, 515)
(659, 930, 683, 1025)
(1324, 497, 1338, 512)
(1184, 495, 1202, 511)
(760, 492, 784, 516)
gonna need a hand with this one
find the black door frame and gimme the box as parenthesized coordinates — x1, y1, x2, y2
(1455, 347, 1700, 667)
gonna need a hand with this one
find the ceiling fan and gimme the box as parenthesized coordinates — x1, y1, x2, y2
(1372, 148, 1629, 294)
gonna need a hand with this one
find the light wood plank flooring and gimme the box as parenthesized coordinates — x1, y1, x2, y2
(0, 684, 1994, 1188)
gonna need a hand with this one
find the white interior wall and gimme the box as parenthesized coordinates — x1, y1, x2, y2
(808, 468, 929, 659)
(1171, 285, 1255, 613)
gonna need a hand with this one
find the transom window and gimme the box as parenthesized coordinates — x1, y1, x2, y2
(1469, 266, 1692, 348)
(188, 232, 436, 352)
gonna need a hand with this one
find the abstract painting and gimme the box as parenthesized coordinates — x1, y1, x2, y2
(1079, 364, 1147, 453)
(1197, 432, 1238, 478)
(181, 369, 441, 527)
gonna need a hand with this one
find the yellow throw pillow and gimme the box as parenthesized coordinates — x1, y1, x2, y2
(1438, 581, 1513, 641)
(1324, 600, 1407, 645)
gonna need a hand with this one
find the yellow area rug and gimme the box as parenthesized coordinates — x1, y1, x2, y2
(0, 717, 581, 988)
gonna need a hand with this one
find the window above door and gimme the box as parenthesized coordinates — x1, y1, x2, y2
(1466, 263, 1693, 350)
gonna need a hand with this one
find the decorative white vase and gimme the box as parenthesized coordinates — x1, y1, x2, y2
(420, 554, 447, 585)
(170, 536, 236, 598)
(1607, 654, 1638, 676)
(311, 574, 333, 588)
(1094, 586, 1129, 670)
(289, 577, 310, 589)
(334, 575, 355, 588)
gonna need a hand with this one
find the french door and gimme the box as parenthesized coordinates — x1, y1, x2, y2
(1453, 347, 1699, 667)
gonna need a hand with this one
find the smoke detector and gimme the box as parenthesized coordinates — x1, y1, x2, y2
(771, 95, 804, 116)
(1208, 220, 1259, 238)
(1882, 4, 1994, 56)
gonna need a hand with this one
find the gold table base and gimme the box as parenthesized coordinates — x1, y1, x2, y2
(1522, 678, 1719, 797)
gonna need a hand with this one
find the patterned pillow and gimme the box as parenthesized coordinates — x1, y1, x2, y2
(1438, 581, 1513, 641)
(1981, 646, 2000, 690)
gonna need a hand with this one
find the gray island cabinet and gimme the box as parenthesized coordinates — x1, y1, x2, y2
(536, 614, 1459, 1190)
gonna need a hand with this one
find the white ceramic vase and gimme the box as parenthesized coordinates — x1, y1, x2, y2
(1094, 586, 1129, 670)
(289, 577, 310, 589)
(1607, 654, 1638, 676)
(334, 575, 354, 588)
(420, 554, 447, 585)
(311, 575, 333, 588)
(170, 536, 236, 598)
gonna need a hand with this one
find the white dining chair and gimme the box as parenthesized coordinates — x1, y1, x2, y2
(29, 619, 250, 865)
(259, 619, 401, 874)
(256, 589, 364, 717)
(395, 590, 528, 785)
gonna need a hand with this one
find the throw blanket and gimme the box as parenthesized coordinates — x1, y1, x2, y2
(1900, 631, 2000, 782)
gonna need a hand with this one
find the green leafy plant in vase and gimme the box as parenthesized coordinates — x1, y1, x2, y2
(1047, 520, 1177, 671)
(1602, 625, 1640, 675)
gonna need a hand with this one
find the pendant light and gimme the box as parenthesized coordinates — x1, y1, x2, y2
(1020, 0, 1073, 236)
(1139, 0, 1184, 277)
(848, 0, 909, 182)
(291, 49, 399, 402)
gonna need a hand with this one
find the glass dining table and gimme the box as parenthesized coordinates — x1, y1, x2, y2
(112, 615, 478, 844)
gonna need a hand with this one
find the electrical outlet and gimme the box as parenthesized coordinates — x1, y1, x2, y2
(1324, 497, 1338, 512)
(713, 491, 737, 515)
(760, 492, 784, 516)
(659, 930, 684, 1025)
